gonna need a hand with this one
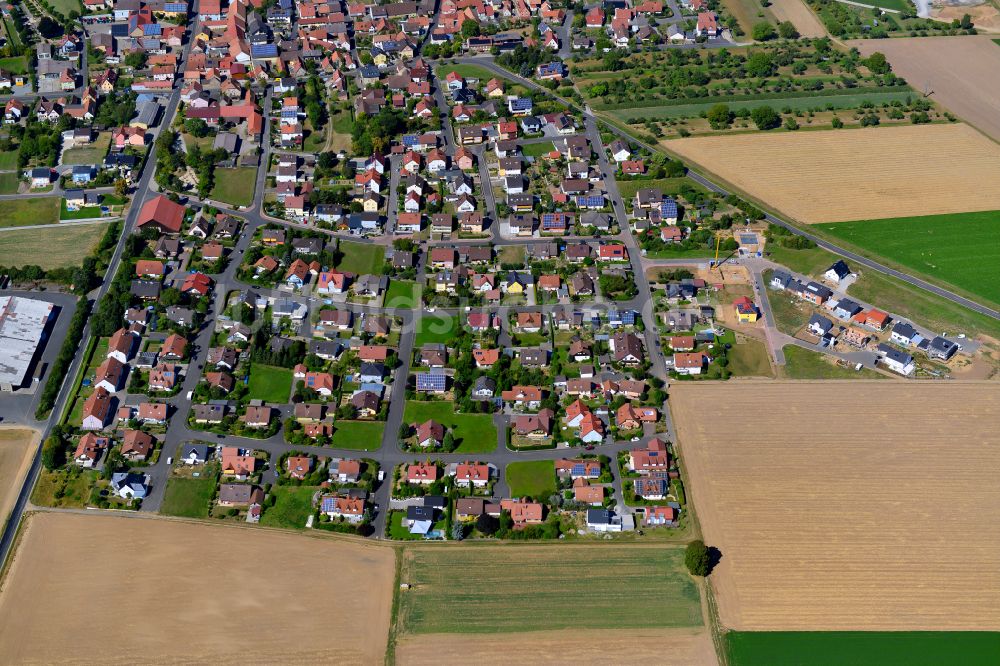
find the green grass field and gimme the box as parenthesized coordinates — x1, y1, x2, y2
(0, 198, 60, 228)
(62, 132, 111, 166)
(30, 469, 98, 508)
(330, 420, 384, 451)
(210, 167, 256, 207)
(781, 345, 886, 380)
(414, 313, 459, 346)
(434, 63, 495, 82)
(159, 467, 219, 518)
(0, 55, 27, 75)
(505, 460, 556, 499)
(860, 0, 911, 10)
(616, 177, 707, 204)
(397, 546, 703, 634)
(385, 279, 421, 309)
(0, 222, 108, 269)
(522, 141, 555, 157)
(727, 339, 772, 377)
(47, 0, 82, 16)
(337, 240, 385, 275)
(766, 242, 840, 277)
(0, 172, 18, 194)
(260, 485, 318, 529)
(247, 364, 293, 402)
(402, 401, 497, 453)
(726, 632, 1000, 666)
(0, 150, 18, 170)
(816, 210, 1000, 307)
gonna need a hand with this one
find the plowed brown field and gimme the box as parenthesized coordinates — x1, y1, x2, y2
(0, 513, 395, 664)
(667, 124, 1000, 223)
(671, 381, 1000, 631)
(852, 37, 1000, 141)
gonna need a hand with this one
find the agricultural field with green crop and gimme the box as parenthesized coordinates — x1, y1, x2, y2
(395, 546, 703, 634)
(726, 631, 1000, 666)
(816, 210, 1000, 307)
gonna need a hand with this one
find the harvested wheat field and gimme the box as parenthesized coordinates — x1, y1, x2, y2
(852, 37, 1000, 142)
(769, 0, 826, 37)
(671, 381, 1000, 631)
(0, 513, 395, 664)
(396, 628, 718, 666)
(0, 427, 37, 525)
(667, 124, 1000, 223)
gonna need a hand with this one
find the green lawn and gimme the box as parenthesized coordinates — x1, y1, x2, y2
(522, 141, 554, 157)
(397, 546, 703, 634)
(816, 210, 1000, 307)
(211, 167, 256, 207)
(781, 345, 886, 380)
(385, 279, 421, 309)
(727, 339, 772, 377)
(0, 150, 18, 170)
(0, 55, 28, 75)
(247, 364, 293, 402)
(726, 632, 1000, 666)
(0, 198, 60, 228)
(766, 242, 840, 277)
(434, 63, 495, 82)
(330, 420, 384, 451)
(505, 460, 556, 500)
(402, 401, 497, 453)
(616, 177, 706, 204)
(62, 132, 111, 166)
(388, 510, 446, 540)
(60, 200, 104, 220)
(414, 313, 459, 346)
(30, 469, 98, 508)
(260, 485, 318, 529)
(48, 0, 83, 16)
(0, 172, 18, 194)
(337, 240, 385, 275)
(159, 467, 220, 518)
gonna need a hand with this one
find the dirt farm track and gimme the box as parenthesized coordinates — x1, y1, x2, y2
(671, 381, 1000, 631)
(666, 123, 1000, 223)
(852, 37, 1000, 144)
(0, 513, 395, 665)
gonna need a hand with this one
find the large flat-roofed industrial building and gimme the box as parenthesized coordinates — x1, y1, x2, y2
(0, 296, 56, 392)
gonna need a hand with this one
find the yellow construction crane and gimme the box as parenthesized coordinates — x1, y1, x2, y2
(712, 233, 722, 269)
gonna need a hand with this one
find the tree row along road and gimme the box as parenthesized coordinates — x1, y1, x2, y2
(457, 57, 1000, 323)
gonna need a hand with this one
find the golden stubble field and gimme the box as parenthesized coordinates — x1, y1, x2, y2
(852, 37, 1000, 143)
(0, 513, 395, 664)
(666, 123, 1000, 223)
(0, 427, 38, 526)
(671, 381, 1000, 631)
(769, 0, 827, 38)
(396, 628, 718, 665)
